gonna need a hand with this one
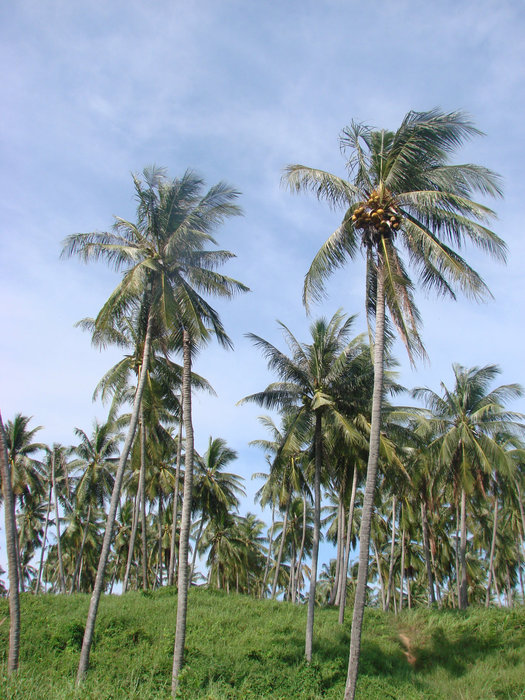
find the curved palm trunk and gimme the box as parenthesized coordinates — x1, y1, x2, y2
(190, 515, 205, 581)
(36, 484, 52, 594)
(271, 504, 289, 599)
(77, 310, 154, 684)
(339, 465, 358, 624)
(0, 412, 20, 674)
(172, 330, 195, 696)
(345, 264, 386, 700)
(168, 410, 183, 587)
(329, 501, 343, 606)
(305, 411, 322, 662)
(52, 452, 66, 594)
(70, 505, 92, 594)
(373, 539, 386, 610)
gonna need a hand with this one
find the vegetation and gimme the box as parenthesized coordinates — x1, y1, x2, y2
(2, 112, 524, 699)
(2, 589, 525, 699)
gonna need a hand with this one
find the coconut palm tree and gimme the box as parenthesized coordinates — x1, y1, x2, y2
(0, 412, 20, 673)
(241, 310, 366, 661)
(63, 167, 247, 688)
(284, 109, 505, 698)
(413, 363, 523, 609)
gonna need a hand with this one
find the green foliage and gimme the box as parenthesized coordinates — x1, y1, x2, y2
(1, 589, 524, 698)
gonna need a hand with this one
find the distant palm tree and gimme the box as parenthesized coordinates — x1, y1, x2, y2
(284, 109, 505, 698)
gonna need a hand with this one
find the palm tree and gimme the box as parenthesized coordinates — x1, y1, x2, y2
(0, 411, 20, 673)
(241, 310, 365, 661)
(283, 109, 505, 698)
(63, 167, 247, 688)
(413, 363, 523, 609)
(190, 437, 244, 579)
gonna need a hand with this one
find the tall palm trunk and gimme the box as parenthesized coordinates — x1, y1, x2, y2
(190, 515, 205, 581)
(172, 330, 196, 696)
(345, 263, 386, 700)
(399, 527, 406, 612)
(329, 501, 343, 606)
(305, 410, 322, 662)
(123, 483, 142, 593)
(485, 478, 499, 607)
(459, 487, 468, 609)
(140, 411, 148, 590)
(385, 495, 397, 611)
(374, 539, 386, 610)
(271, 504, 289, 599)
(36, 484, 52, 594)
(421, 501, 435, 605)
(293, 492, 307, 604)
(262, 501, 275, 597)
(339, 465, 358, 624)
(77, 310, 154, 683)
(0, 412, 20, 674)
(157, 494, 163, 587)
(52, 452, 66, 594)
(70, 505, 92, 594)
(168, 410, 183, 587)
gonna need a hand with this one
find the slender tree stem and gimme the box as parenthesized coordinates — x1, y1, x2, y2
(345, 262, 386, 700)
(305, 411, 322, 662)
(339, 466, 358, 625)
(168, 408, 183, 587)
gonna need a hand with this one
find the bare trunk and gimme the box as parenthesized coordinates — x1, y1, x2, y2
(172, 330, 195, 696)
(190, 516, 205, 582)
(157, 494, 163, 588)
(262, 502, 275, 597)
(339, 466, 358, 625)
(459, 488, 468, 609)
(305, 410, 322, 662)
(0, 412, 20, 673)
(70, 505, 92, 594)
(293, 493, 307, 604)
(52, 452, 66, 594)
(399, 527, 405, 612)
(421, 501, 435, 605)
(140, 411, 148, 591)
(329, 501, 343, 606)
(36, 484, 52, 594)
(374, 539, 386, 611)
(77, 310, 154, 683)
(345, 263, 385, 700)
(168, 408, 183, 587)
(123, 463, 144, 593)
(271, 504, 289, 599)
(485, 480, 499, 607)
(385, 495, 397, 611)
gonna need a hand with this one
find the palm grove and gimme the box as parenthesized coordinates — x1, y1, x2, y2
(1, 111, 524, 699)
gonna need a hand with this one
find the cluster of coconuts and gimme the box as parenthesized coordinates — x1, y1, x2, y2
(351, 191, 401, 236)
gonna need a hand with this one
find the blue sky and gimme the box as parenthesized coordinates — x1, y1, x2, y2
(2, 0, 525, 575)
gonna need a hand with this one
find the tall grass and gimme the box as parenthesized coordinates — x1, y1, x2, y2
(1, 589, 524, 698)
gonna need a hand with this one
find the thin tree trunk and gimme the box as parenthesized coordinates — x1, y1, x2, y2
(172, 329, 196, 696)
(271, 504, 289, 599)
(373, 539, 386, 611)
(140, 410, 148, 591)
(294, 492, 307, 604)
(52, 452, 66, 594)
(0, 412, 20, 674)
(70, 505, 92, 594)
(345, 263, 386, 700)
(459, 488, 468, 609)
(77, 310, 154, 684)
(168, 407, 183, 587)
(109, 553, 120, 594)
(262, 502, 275, 597)
(305, 411, 322, 662)
(123, 467, 143, 593)
(506, 565, 513, 607)
(335, 503, 346, 607)
(339, 466, 358, 625)
(190, 516, 205, 582)
(485, 480, 499, 607)
(455, 503, 460, 608)
(36, 484, 52, 595)
(421, 501, 435, 605)
(157, 494, 163, 588)
(385, 495, 397, 611)
(329, 501, 343, 606)
(517, 481, 525, 543)
(399, 527, 405, 612)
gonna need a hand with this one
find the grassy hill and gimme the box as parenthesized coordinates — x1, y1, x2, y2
(1, 588, 524, 699)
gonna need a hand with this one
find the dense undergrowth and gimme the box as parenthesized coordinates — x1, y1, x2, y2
(1, 588, 524, 699)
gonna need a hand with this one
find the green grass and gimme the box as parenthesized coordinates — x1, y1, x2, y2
(1, 589, 524, 698)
